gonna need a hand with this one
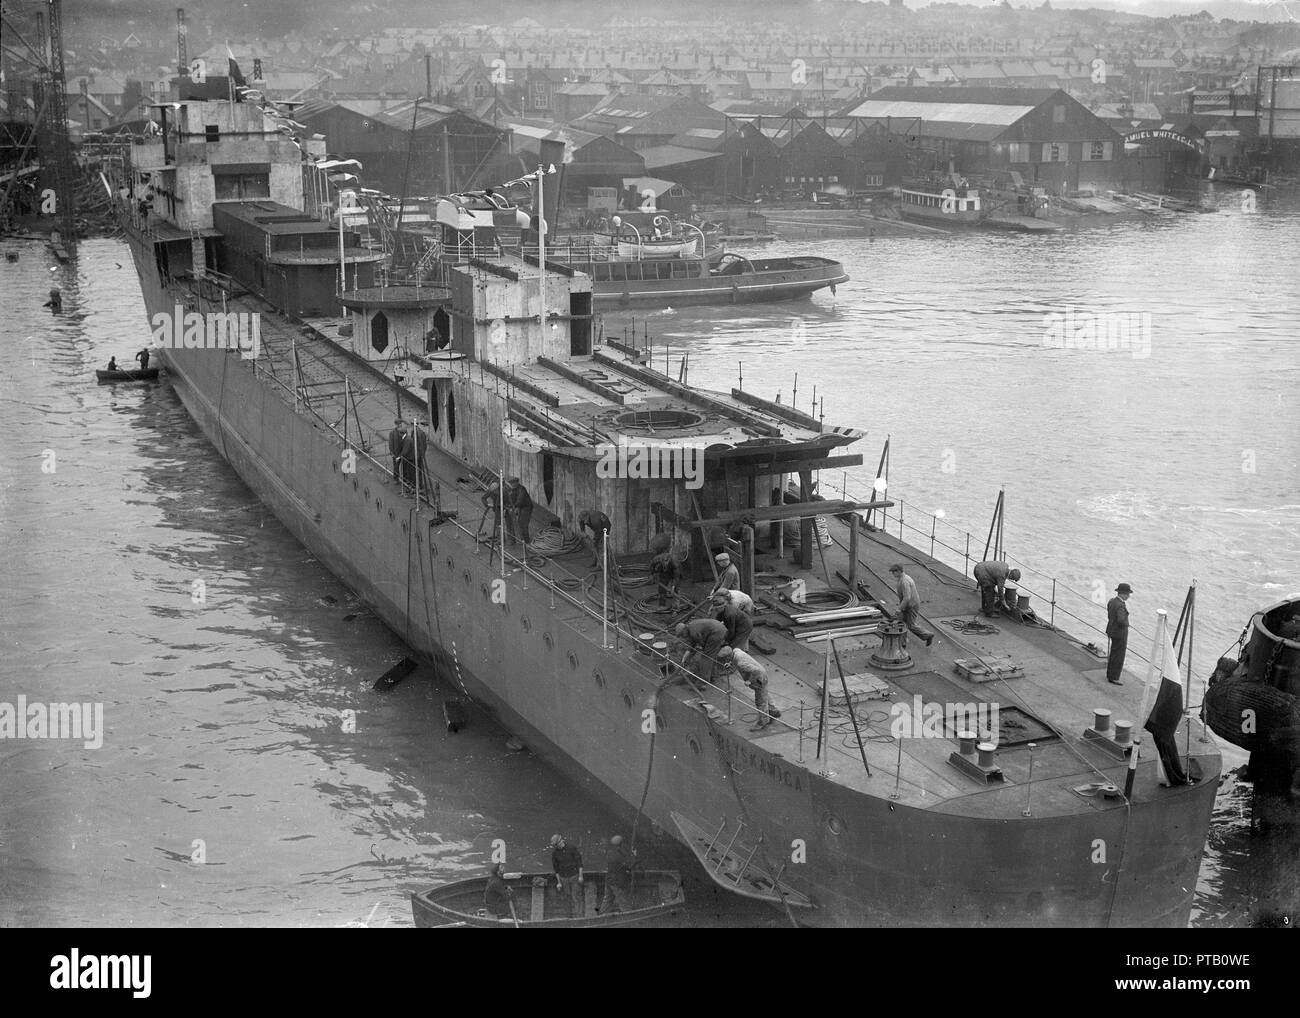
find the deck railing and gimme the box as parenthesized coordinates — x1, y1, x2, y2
(816, 475, 1164, 676)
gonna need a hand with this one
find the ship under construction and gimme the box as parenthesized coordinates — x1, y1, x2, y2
(113, 84, 1220, 927)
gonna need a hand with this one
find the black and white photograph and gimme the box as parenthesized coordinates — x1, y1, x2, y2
(1, 0, 1298, 973)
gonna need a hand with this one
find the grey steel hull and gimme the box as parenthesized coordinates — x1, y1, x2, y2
(126, 233, 1217, 927)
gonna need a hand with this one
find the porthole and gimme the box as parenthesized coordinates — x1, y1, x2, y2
(593, 669, 605, 689)
(401, 519, 407, 533)
(656, 711, 667, 732)
(429, 541, 437, 556)
(622, 690, 634, 709)
(568, 652, 578, 671)
(364, 487, 370, 499)
(376, 499, 383, 512)
(522, 616, 532, 633)
(332, 461, 338, 473)
(446, 556, 454, 571)
(353, 478, 359, 491)
(481, 583, 491, 600)
(389, 509, 395, 521)
(688, 736, 701, 756)
(543, 632, 554, 651)
(825, 812, 845, 836)
(463, 569, 471, 584)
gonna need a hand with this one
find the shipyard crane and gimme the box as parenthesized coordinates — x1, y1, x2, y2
(0, 0, 75, 238)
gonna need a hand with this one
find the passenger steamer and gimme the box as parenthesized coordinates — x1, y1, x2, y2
(116, 87, 1220, 927)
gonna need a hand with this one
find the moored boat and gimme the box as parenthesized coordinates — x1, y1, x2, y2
(898, 180, 985, 227)
(411, 870, 685, 927)
(95, 367, 161, 383)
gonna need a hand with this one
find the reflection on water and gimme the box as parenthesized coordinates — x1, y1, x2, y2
(2, 205, 1298, 926)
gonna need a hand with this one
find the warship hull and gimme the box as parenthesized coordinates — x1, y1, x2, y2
(125, 227, 1218, 927)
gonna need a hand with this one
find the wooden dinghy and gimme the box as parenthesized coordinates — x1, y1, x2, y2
(411, 869, 684, 928)
(96, 367, 160, 383)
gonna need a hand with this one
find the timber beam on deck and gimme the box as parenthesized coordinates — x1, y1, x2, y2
(592, 351, 783, 437)
(730, 388, 822, 432)
(507, 398, 585, 448)
(537, 356, 628, 405)
(723, 453, 864, 475)
(653, 498, 893, 529)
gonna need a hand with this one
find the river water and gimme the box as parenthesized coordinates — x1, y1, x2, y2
(2, 188, 1297, 927)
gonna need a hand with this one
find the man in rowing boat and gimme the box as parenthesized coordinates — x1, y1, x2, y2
(550, 834, 584, 917)
(106, 357, 118, 372)
(484, 862, 515, 920)
(598, 836, 633, 914)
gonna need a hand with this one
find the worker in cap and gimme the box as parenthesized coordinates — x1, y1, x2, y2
(889, 563, 935, 648)
(719, 645, 779, 731)
(505, 476, 533, 544)
(1106, 583, 1133, 685)
(674, 618, 728, 685)
(711, 551, 740, 596)
(973, 560, 1021, 617)
(549, 834, 584, 917)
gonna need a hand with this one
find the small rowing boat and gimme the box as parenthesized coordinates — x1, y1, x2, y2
(411, 869, 684, 927)
(96, 367, 160, 383)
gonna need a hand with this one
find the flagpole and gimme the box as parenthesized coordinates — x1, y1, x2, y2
(1124, 609, 1168, 799)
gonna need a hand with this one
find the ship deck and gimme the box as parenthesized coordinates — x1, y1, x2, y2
(175, 274, 1219, 822)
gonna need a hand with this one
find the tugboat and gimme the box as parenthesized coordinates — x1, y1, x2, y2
(1204, 597, 1300, 799)
(111, 79, 1219, 927)
(338, 140, 847, 309)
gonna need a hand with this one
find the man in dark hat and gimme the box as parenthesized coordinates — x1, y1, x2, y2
(1106, 583, 1133, 685)
(135, 347, 150, 371)
(549, 834, 584, 917)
